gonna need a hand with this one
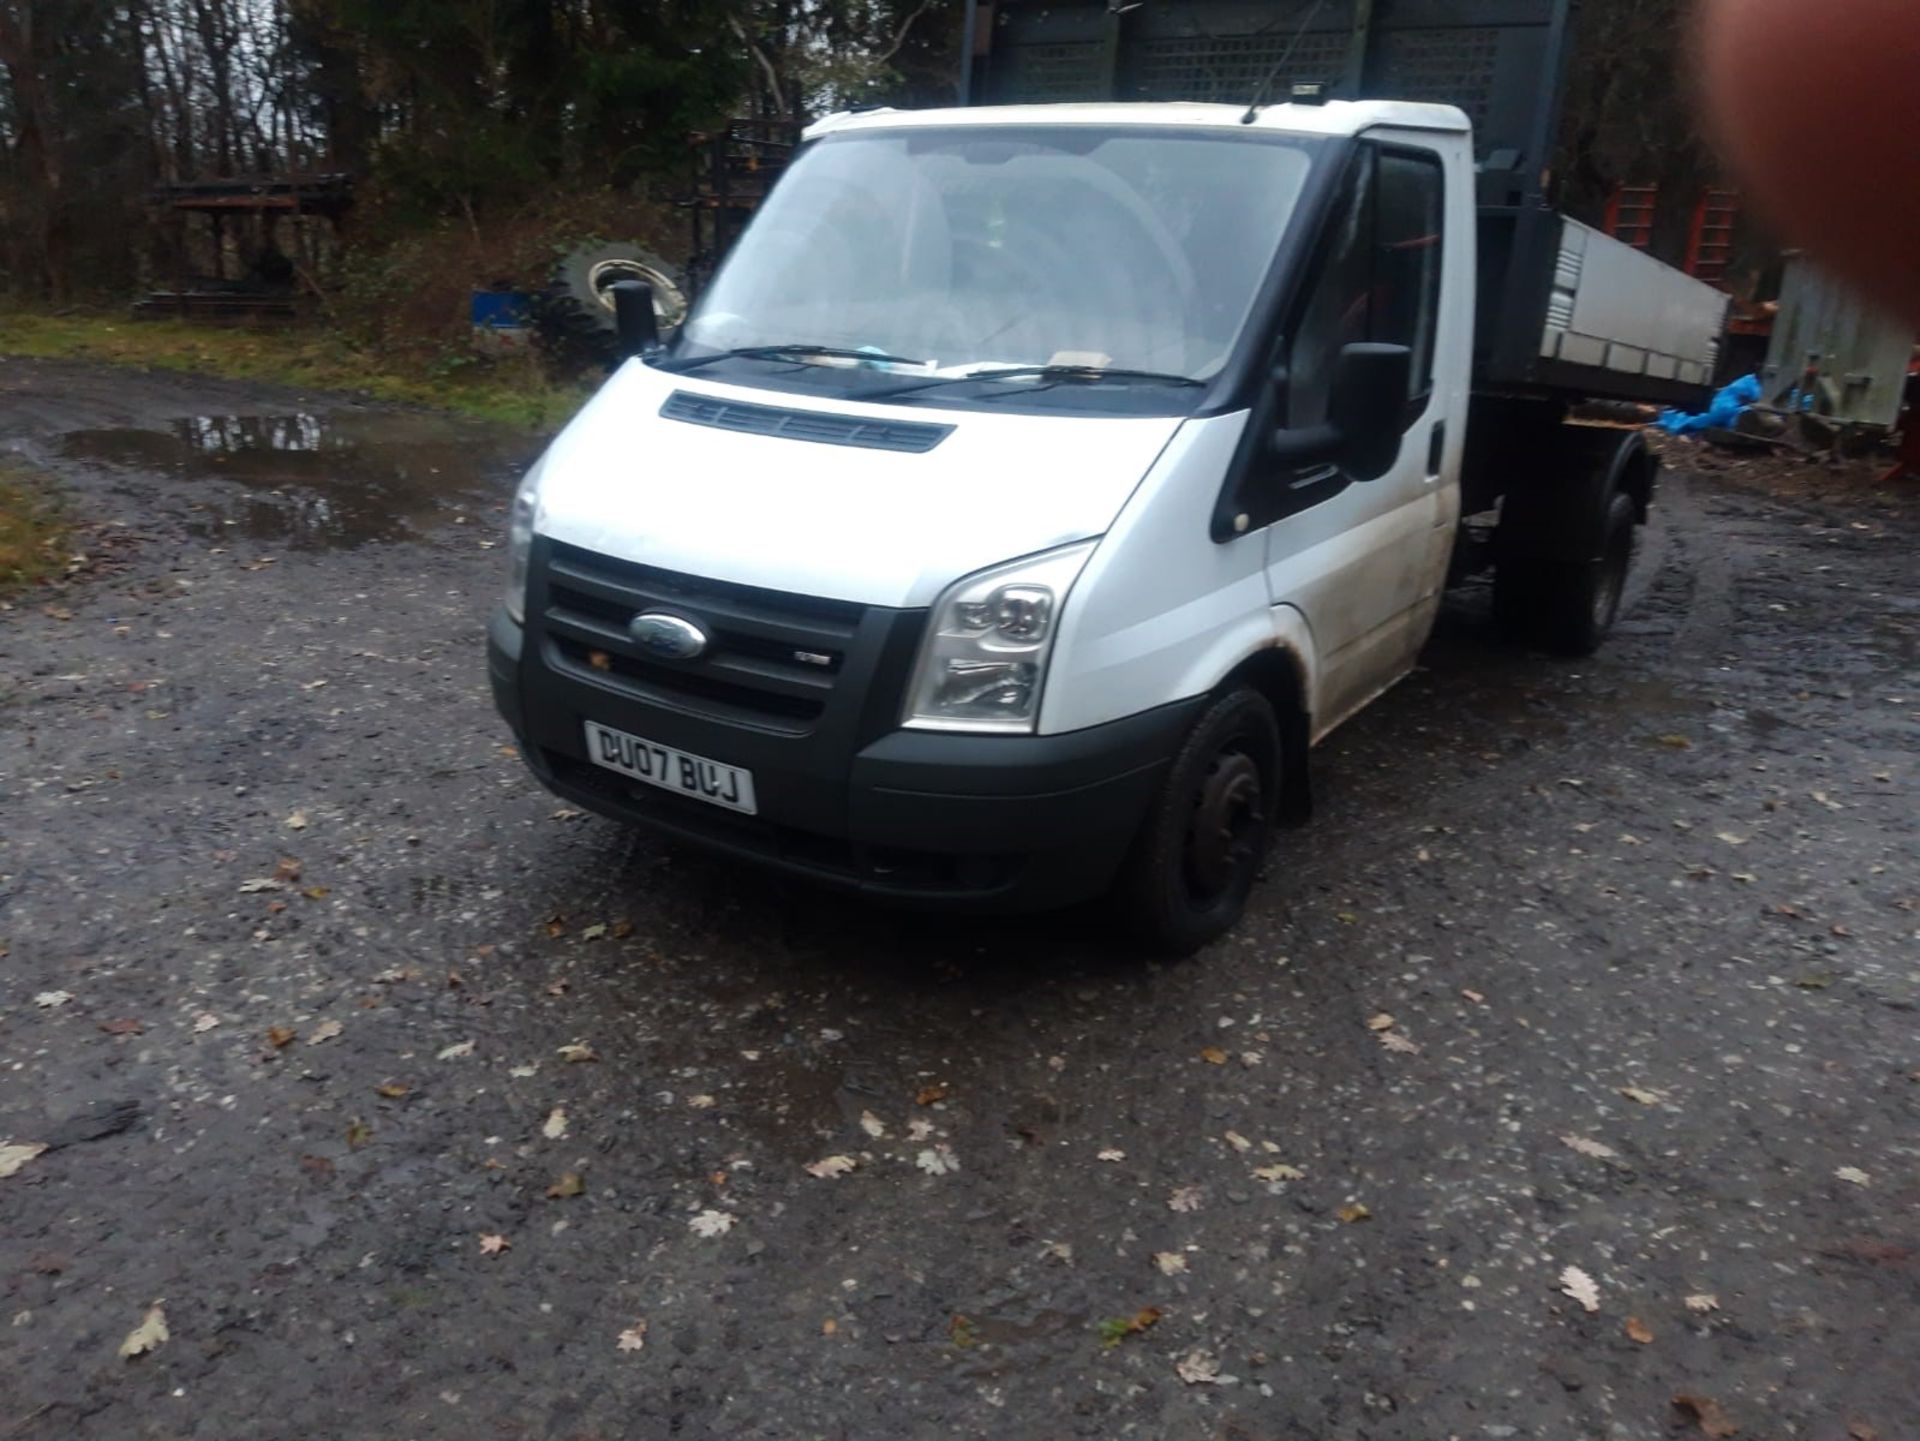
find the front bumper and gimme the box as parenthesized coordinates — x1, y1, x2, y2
(489, 604, 1196, 910)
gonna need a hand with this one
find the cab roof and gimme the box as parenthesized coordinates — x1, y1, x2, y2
(805, 99, 1471, 143)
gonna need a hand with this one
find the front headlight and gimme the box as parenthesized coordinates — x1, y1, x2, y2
(902, 541, 1096, 734)
(504, 455, 547, 624)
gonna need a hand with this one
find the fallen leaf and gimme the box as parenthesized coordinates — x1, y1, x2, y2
(192, 1012, 220, 1033)
(1558, 1265, 1601, 1313)
(688, 1208, 733, 1237)
(0, 1143, 49, 1179)
(544, 915, 567, 939)
(1847, 1421, 1880, 1441)
(906, 1119, 935, 1142)
(1625, 1315, 1654, 1344)
(915, 1144, 960, 1177)
(266, 1026, 296, 1048)
(616, 1320, 648, 1352)
(1672, 1393, 1738, 1438)
(548, 1172, 586, 1199)
(1560, 1134, 1617, 1159)
(948, 1314, 978, 1348)
(375, 1083, 408, 1099)
(1684, 1293, 1720, 1313)
(237, 878, 281, 894)
(436, 1040, 475, 1060)
(1198, 1046, 1228, 1065)
(508, 1064, 537, 1078)
(1835, 1165, 1871, 1187)
(285, 810, 309, 830)
(98, 1018, 143, 1036)
(1168, 1185, 1204, 1213)
(1223, 1131, 1252, 1152)
(1365, 1013, 1396, 1031)
(33, 990, 72, 1009)
(542, 1108, 569, 1140)
(118, 1304, 169, 1359)
(1096, 1147, 1126, 1162)
(1655, 733, 1694, 750)
(274, 856, 303, 883)
(805, 1155, 858, 1179)
(1379, 1030, 1421, 1054)
(914, 1083, 949, 1106)
(346, 1119, 372, 1149)
(580, 923, 608, 941)
(1618, 1085, 1664, 1106)
(687, 1094, 715, 1109)
(821, 1318, 837, 1336)
(306, 1019, 343, 1045)
(1715, 831, 1746, 846)
(1039, 1240, 1074, 1264)
(1335, 1202, 1372, 1224)
(556, 1042, 598, 1064)
(1253, 1163, 1305, 1182)
(1461, 988, 1486, 1004)
(1153, 1251, 1188, 1276)
(858, 1110, 887, 1139)
(478, 1234, 510, 1255)
(1175, 1349, 1229, 1385)
(1096, 1307, 1162, 1347)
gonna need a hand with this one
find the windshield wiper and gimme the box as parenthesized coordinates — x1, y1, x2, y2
(655, 343, 932, 373)
(862, 363, 1205, 399)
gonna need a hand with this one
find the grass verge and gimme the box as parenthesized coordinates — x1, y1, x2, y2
(0, 461, 69, 597)
(0, 311, 590, 430)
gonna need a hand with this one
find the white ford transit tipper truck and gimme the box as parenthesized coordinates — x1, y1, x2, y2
(489, 0, 1727, 950)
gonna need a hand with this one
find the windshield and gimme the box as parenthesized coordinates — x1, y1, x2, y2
(677, 125, 1323, 389)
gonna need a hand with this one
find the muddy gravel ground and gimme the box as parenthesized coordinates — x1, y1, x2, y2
(2, 357, 1916, 1441)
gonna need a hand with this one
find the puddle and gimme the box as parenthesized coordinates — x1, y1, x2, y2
(59, 411, 539, 548)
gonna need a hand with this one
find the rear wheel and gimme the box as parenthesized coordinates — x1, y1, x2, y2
(1118, 688, 1279, 956)
(1496, 490, 1636, 656)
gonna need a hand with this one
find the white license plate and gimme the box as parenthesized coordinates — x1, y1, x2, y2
(583, 720, 758, 815)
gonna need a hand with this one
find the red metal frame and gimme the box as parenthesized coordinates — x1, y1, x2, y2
(1604, 183, 1658, 251)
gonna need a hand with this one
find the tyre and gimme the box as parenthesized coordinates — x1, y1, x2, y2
(1496, 490, 1636, 656)
(535, 242, 688, 369)
(1117, 688, 1280, 956)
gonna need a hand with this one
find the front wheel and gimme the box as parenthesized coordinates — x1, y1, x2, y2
(1117, 688, 1280, 956)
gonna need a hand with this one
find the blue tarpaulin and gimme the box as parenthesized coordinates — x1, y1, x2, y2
(1658, 374, 1762, 435)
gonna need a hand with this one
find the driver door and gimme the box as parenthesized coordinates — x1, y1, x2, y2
(1259, 138, 1463, 734)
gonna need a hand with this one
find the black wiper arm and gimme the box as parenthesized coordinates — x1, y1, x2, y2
(656, 343, 932, 373)
(862, 364, 1204, 399)
(967, 364, 1203, 385)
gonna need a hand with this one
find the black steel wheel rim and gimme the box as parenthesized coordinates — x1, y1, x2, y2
(1183, 743, 1265, 903)
(1594, 523, 1631, 630)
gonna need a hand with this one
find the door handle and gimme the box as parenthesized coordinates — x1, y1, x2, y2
(1426, 420, 1446, 478)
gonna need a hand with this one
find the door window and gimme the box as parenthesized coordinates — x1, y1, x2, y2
(1285, 144, 1445, 428)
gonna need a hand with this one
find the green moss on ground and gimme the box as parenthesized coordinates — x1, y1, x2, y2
(0, 312, 589, 430)
(0, 461, 69, 597)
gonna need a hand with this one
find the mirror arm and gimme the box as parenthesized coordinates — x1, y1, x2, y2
(1267, 422, 1341, 463)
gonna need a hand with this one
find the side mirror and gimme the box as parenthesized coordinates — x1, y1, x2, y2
(610, 279, 661, 359)
(1269, 342, 1413, 481)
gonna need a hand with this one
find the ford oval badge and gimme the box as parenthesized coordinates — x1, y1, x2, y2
(628, 611, 708, 661)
